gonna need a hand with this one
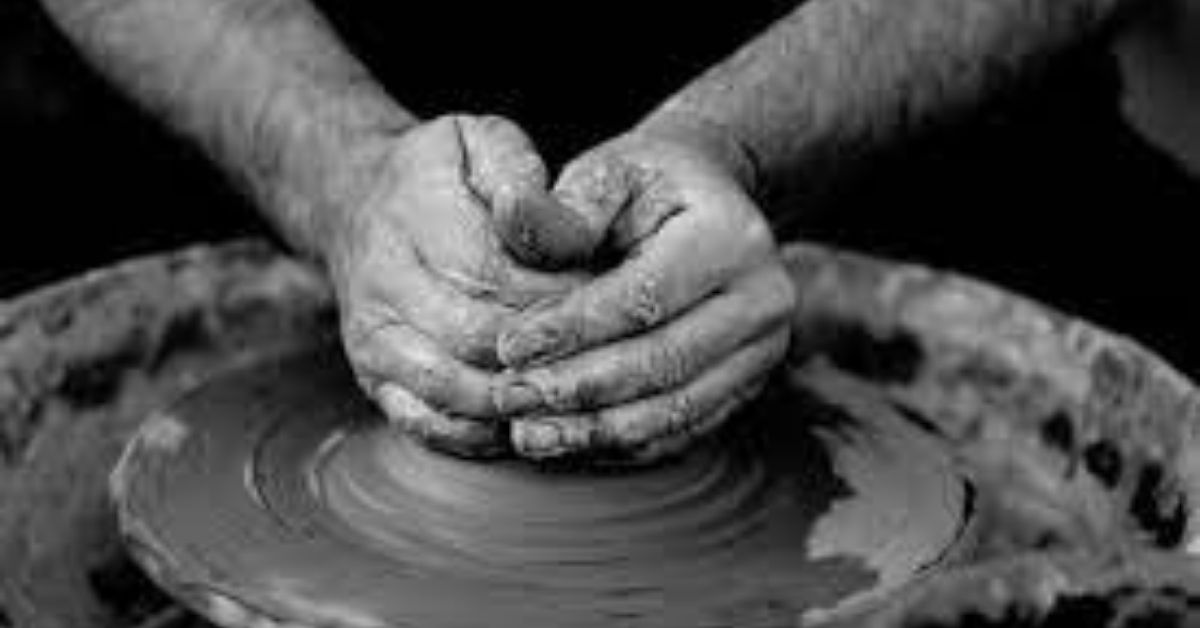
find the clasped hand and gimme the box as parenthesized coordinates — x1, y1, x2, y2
(324, 114, 795, 463)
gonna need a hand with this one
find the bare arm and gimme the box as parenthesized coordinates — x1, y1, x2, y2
(507, 0, 1152, 460)
(38, 0, 416, 258)
(639, 0, 1145, 220)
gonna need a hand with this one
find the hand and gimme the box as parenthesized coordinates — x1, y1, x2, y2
(496, 126, 796, 462)
(322, 114, 582, 456)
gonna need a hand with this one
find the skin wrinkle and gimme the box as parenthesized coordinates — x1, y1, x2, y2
(621, 167, 686, 250)
(518, 326, 787, 457)
(446, 117, 516, 299)
(356, 322, 505, 420)
(517, 271, 782, 414)
(407, 242, 505, 365)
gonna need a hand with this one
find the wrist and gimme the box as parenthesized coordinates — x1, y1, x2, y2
(634, 107, 761, 198)
(285, 107, 414, 268)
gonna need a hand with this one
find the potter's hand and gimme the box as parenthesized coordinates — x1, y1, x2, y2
(326, 115, 580, 457)
(497, 128, 795, 462)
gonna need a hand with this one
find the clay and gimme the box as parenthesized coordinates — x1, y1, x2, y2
(0, 241, 333, 628)
(9, 239, 1200, 627)
(112, 343, 969, 628)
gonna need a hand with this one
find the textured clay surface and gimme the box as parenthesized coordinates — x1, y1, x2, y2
(0, 241, 332, 628)
(112, 341, 969, 628)
(8, 240, 1200, 627)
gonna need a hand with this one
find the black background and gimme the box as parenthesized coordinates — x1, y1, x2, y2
(1, 1, 1197, 373)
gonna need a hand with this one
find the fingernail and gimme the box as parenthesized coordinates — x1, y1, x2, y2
(494, 380, 542, 415)
(515, 421, 564, 456)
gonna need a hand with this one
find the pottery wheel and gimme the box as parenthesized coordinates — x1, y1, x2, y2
(111, 339, 971, 628)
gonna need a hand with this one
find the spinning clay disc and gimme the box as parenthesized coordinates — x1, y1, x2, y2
(111, 342, 971, 628)
(11, 239, 1200, 628)
(100, 242, 1200, 628)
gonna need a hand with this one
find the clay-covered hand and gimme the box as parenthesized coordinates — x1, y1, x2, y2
(496, 127, 796, 462)
(323, 115, 581, 457)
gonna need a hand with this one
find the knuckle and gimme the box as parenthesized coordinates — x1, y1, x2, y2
(529, 366, 606, 412)
(400, 354, 454, 406)
(645, 341, 692, 390)
(530, 373, 584, 412)
(533, 315, 588, 360)
(617, 272, 667, 330)
(558, 154, 631, 216)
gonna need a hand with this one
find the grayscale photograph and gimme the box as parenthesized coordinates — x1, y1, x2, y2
(2, 0, 1199, 626)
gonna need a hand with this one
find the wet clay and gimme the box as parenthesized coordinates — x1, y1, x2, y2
(24, 239, 1194, 628)
(113, 342, 969, 628)
(0, 241, 333, 628)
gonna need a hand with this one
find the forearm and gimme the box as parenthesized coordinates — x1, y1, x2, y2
(39, 0, 416, 258)
(640, 0, 1142, 219)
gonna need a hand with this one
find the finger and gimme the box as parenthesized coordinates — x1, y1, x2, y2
(500, 192, 598, 270)
(496, 267, 794, 414)
(570, 328, 786, 450)
(346, 320, 537, 419)
(553, 148, 634, 242)
(553, 141, 731, 253)
(456, 115, 549, 213)
(498, 208, 773, 367)
(456, 115, 597, 269)
(375, 384, 508, 458)
(627, 378, 770, 463)
(349, 234, 514, 366)
(510, 376, 765, 463)
(402, 252, 515, 366)
(510, 328, 789, 459)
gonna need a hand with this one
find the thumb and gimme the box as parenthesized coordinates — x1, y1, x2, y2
(457, 115, 598, 270)
(501, 191, 599, 271)
(551, 147, 636, 259)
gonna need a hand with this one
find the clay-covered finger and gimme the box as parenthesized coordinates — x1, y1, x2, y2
(499, 192, 598, 270)
(497, 267, 793, 414)
(342, 229, 514, 366)
(455, 115, 549, 213)
(346, 320, 533, 420)
(510, 328, 789, 459)
(497, 210, 764, 368)
(401, 261, 515, 366)
(455, 116, 596, 270)
(375, 384, 507, 458)
(552, 149, 634, 246)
